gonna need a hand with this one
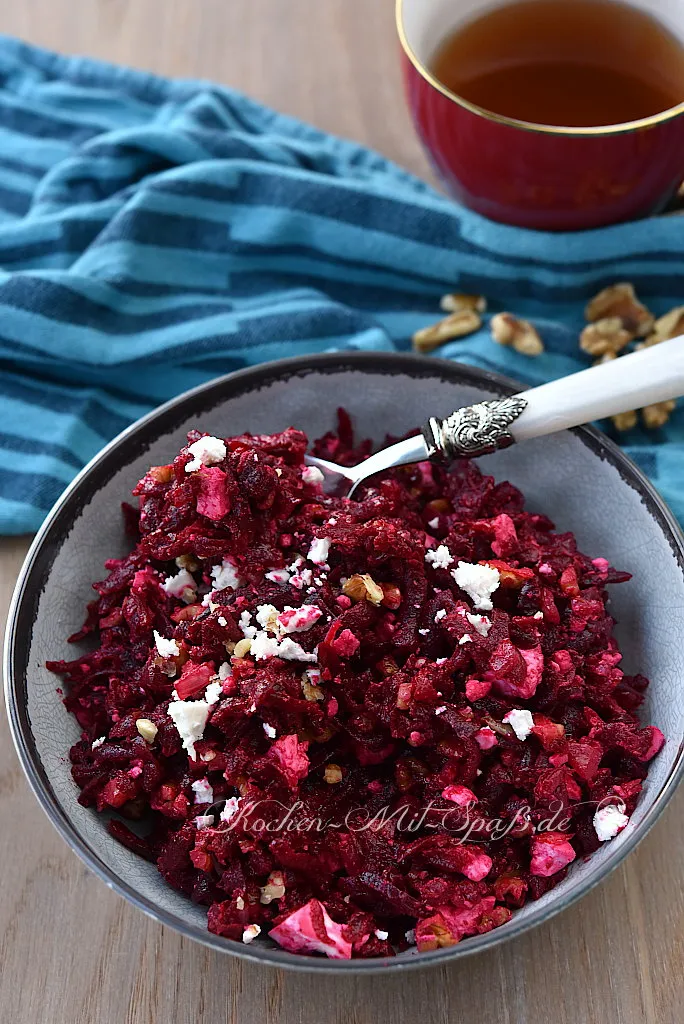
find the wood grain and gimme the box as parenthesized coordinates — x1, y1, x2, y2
(0, 3, 682, 1022)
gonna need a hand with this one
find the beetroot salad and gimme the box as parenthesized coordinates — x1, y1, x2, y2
(48, 414, 664, 960)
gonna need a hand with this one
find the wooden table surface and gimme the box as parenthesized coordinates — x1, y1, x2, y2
(0, 2, 682, 1022)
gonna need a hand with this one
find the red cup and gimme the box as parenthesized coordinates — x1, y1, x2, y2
(397, 0, 684, 230)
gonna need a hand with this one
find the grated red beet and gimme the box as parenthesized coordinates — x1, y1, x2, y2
(48, 412, 664, 959)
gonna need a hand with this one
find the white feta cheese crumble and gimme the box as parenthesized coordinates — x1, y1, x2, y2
(255, 604, 280, 633)
(503, 708, 534, 741)
(91, 736, 105, 750)
(425, 545, 454, 570)
(163, 568, 197, 603)
(265, 568, 291, 584)
(218, 662, 232, 681)
(276, 637, 318, 663)
(533, 610, 544, 619)
(434, 608, 447, 622)
(168, 698, 210, 760)
(291, 567, 313, 590)
(192, 778, 214, 804)
(458, 634, 472, 645)
(435, 657, 448, 665)
(195, 814, 215, 830)
(204, 680, 223, 705)
(154, 631, 179, 658)
(302, 465, 325, 486)
(466, 613, 491, 637)
(263, 722, 277, 739)
(211, 558, 241, 592)
(239, 610, 257, 639)
(220, 797, 240, 823)
(418, 628, 430, 635)
(236, 895, 245, 910)
(254, 603, 322, 640)
(250, 631, 282, 660)
(242, 924, 261, 944)
(308, 536, 331, 566)
(249, 615, 320, 662)
(375, 930, 389, 941)
(217, 615, 228, 627)
(184, 435, 226, 473)
(452, 561, 500, 611)
(593, 804, 629, 841)
(435, 706, 447, 715)
(277, 605, 322, 633)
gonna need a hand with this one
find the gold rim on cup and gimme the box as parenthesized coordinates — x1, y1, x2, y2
(395, 0, 684, 137)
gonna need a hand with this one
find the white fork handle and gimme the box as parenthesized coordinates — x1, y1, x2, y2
(510, 335, 684, 442)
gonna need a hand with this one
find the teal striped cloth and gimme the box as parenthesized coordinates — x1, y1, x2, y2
(1, 35, 683, 534)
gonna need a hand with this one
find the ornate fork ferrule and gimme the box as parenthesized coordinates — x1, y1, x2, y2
(422, 396, 528, 459)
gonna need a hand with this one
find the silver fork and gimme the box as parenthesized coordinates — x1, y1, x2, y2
(305, 336, 684, 497)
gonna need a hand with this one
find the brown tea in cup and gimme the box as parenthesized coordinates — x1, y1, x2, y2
(430, 0, 684, 126)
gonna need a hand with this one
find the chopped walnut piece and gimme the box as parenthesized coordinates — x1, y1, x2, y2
(176, 553, 200, 571)
(585, 283, 653, 337)
(490, 313, 517, 346)
(301, 673, 324, 701)
(612, 410, 638, 432)
(260, 871, 286, 904)
(642, 400, 676, 429)
(343, 573, 384, 605)
(149, 465, 174, 483)
(490, 312, 544, 356)
(425, 498, 450, 514)
(233, 638, 252, 658)
(412, 309, 481, 353)
(324, 764, 343, 784)
(235, 775, 250, 797)
(136, 719, 158, 743)
(579, 317, 632, 356)
(153, 653, 180, 678)
(439, 292, 487, 314)
(638, 306, 684, 348)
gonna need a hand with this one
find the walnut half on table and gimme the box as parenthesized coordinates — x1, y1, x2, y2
(490, 312, 545, 356)
(412, 308, 482, 353)
(583, 282, 680, 432)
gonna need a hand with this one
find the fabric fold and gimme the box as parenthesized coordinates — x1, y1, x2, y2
(0, 34, 681, 533)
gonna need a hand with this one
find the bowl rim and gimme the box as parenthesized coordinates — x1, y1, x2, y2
(5, 349, 684, 974)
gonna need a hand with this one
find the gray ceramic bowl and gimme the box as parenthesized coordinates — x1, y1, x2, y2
(5, 352, 684, 973)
